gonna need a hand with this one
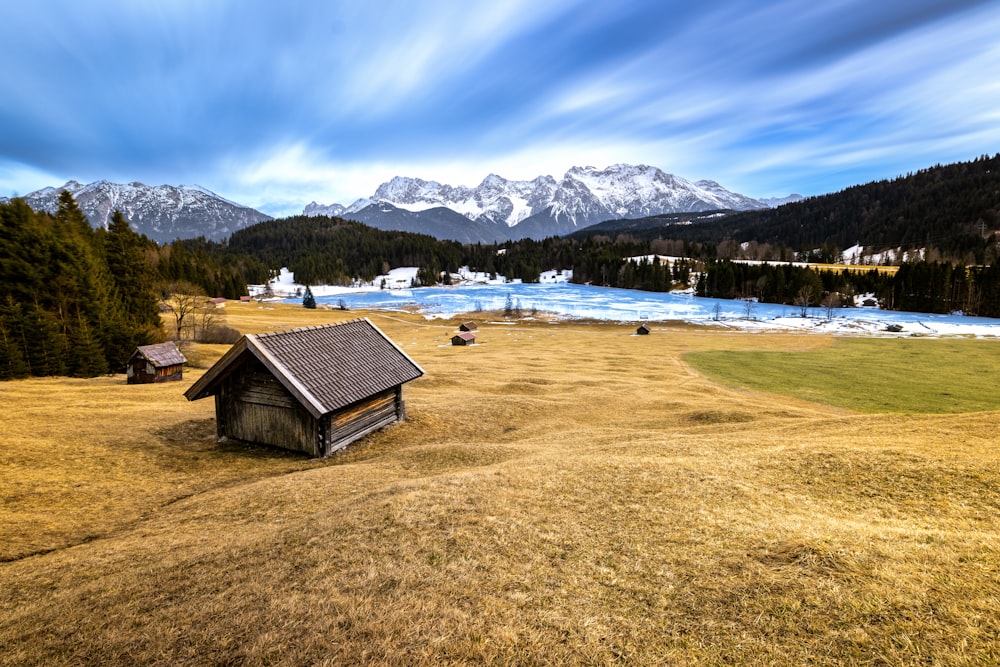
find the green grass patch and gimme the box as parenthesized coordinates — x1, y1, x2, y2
(685, 338, 1000, 413)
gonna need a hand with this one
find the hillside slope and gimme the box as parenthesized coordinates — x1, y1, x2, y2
(2, 307, 999, 665)
(577, 154, 1000, 263)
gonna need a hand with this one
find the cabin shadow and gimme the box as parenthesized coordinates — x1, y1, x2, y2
(213, 435, 318, 461)
(151, 418, 309, 462)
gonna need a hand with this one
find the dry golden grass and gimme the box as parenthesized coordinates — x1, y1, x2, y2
(2, 303, 999, 665)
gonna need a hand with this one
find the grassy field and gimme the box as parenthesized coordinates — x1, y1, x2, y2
(685, 338, 1000, 413)
(2, 303, 999, 665)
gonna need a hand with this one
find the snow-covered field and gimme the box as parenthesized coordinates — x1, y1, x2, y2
(253, 267, 1000, 338)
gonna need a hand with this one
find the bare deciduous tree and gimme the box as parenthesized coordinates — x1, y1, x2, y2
(160, 281, 207, 340)
(821, 292, 842, 319)
(796, 285, 816, 317)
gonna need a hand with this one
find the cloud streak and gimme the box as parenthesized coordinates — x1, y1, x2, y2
(2, 0, 999, 215)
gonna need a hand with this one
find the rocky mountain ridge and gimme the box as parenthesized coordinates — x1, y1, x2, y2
(1, 180, 271, 243)
(2, 165, 801, 244)
(305, 164, 797, 241)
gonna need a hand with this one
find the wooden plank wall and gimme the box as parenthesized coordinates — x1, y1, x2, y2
(323, 389, 400, 455)
(154, 364, 183, 382)
(222, 366, 319, 456)
(129, 361, 183, 383)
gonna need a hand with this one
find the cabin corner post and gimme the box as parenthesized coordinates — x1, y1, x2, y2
(214, 393, 227, 441)
(396, 385, 406, 420)
(317, 417, 329, 458)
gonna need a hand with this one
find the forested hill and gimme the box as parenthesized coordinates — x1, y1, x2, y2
(226, 216, 467, 287)
(579, 154, 1000, 264)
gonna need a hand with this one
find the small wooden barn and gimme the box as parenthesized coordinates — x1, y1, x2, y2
(184, 319, 424, 457)
(127, 342, 186, 384)
(451, 332, 476, 346)
(636, 323, 650, 335)
(459, 321, 478, 332)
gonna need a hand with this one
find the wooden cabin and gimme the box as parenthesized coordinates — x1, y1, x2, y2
(459, 321, 478, 332)
(127, 342, 186, 384)
(451, 332, 476, 346)
(636, 323, 650, 335)
(184, 319, 424, 457)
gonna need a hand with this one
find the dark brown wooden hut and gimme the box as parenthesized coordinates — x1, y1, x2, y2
(636, 323, 650, 335)
(184, 318, 424, 457)
(459, 321, 478, 332)
(127, 342, 186, 384)
(451, 332, 476, 346)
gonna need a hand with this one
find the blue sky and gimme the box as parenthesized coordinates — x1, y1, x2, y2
(2, 0, 999, 217)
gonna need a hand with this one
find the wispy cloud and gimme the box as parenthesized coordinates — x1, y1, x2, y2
(2, 0, 999, 214)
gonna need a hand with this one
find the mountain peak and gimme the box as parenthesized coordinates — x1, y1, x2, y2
(304, 164, 766, 242)
(480, 173, 507, 187)
(9, 180, 271, 243)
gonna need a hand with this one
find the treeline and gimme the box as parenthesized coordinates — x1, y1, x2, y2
(217, 213, 1000, 317)
(892, 261, 1000, 316)
(155, 237, 269, 298)
(0, 194, 161, 379)
(223, 217, 662, 288)
(693, 259, 1000, 317)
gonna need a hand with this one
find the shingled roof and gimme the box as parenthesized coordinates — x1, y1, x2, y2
(134, 342, 186, 367)
(184, 318, 424, 418)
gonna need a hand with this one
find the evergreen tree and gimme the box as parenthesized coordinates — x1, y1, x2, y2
(0, 198, 50, 307)
(102, 211, 162, 369)
(302, 285, 316, 309)
(104, 211, 159, 326)
(66, 307, 108, 377)
(52, 191, 116, 366)
(22, 301, 67, 377)
(0, 296, 30, 380)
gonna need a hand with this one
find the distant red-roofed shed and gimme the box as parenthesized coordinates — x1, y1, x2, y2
(184, 318, 424, 457)
(451, 332, 476, 346)
(127, 342, 186, 384)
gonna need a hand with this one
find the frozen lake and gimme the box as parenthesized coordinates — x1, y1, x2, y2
(293, 281, 1000, 337)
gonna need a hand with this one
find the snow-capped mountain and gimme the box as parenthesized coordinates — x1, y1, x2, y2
(2, 180, 272, 243)
(304, 164, 781, 242)
(304, 173, 559, 231)
(759, 194, 805, 208)
(303, 200, 351, 218)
